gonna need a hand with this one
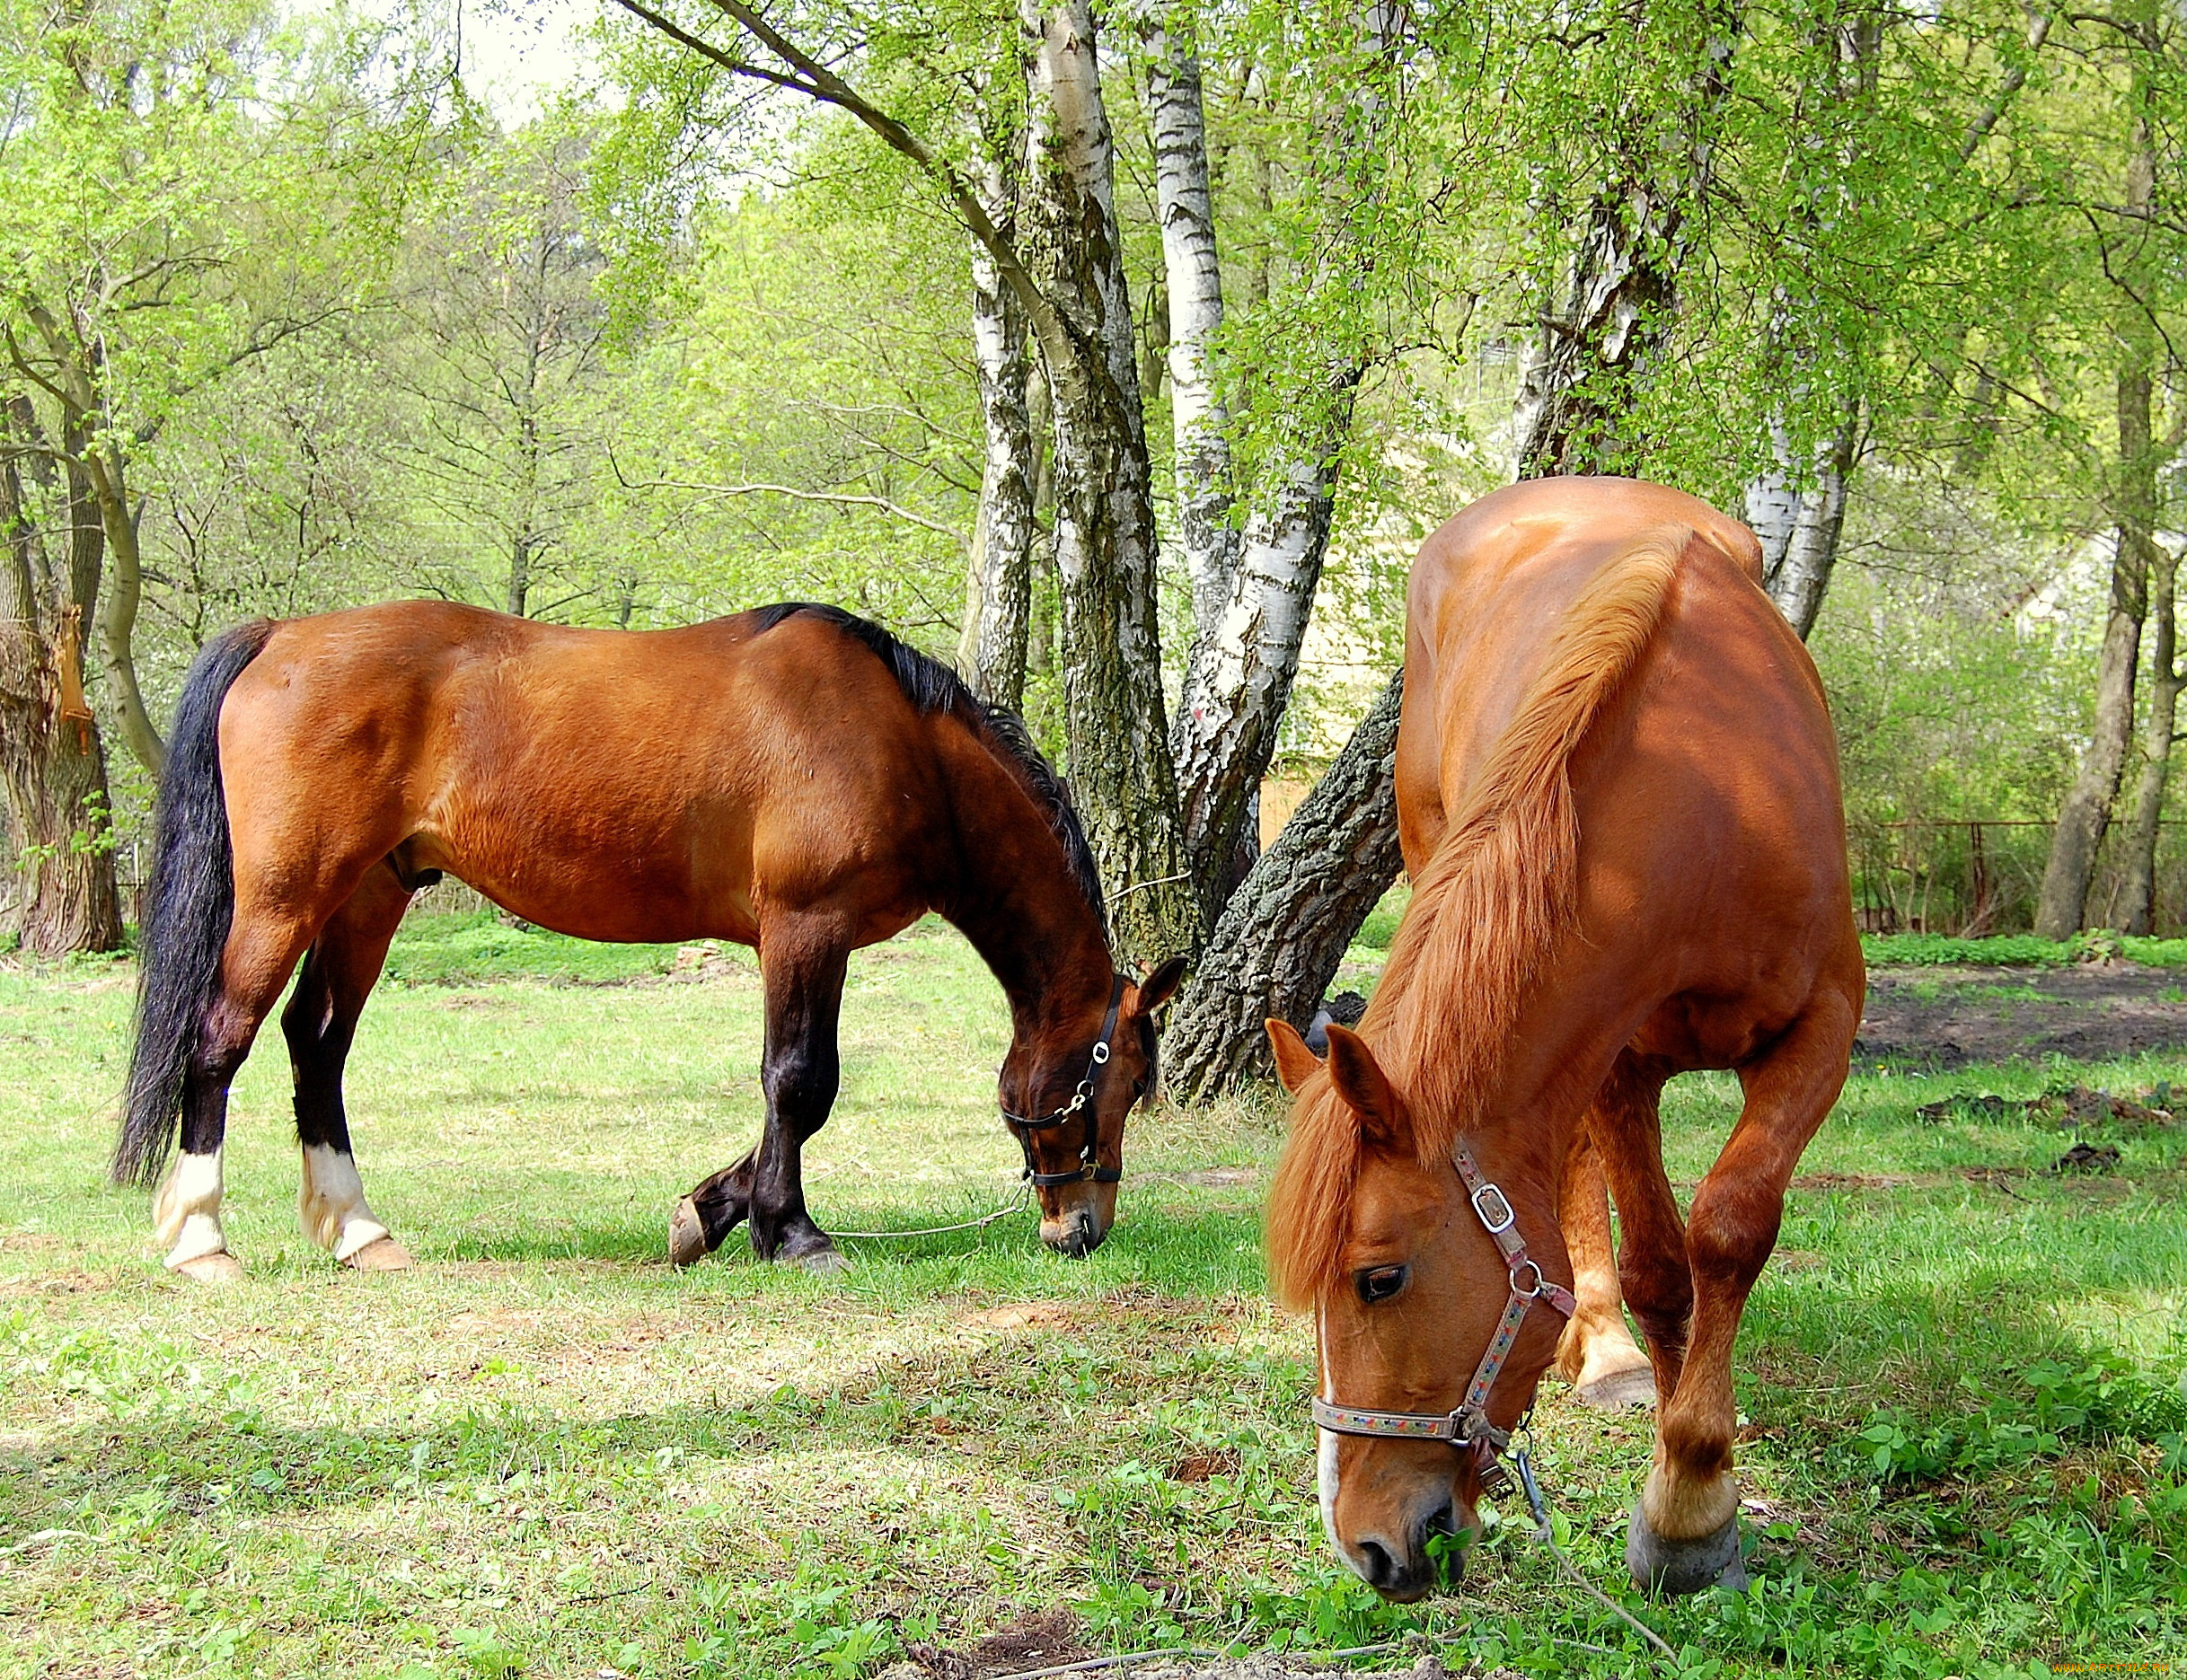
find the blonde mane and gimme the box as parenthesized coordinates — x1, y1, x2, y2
(1265, 525, 1689, 1308)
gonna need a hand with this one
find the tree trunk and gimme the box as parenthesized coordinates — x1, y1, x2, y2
(1146, 24, 1238, 654)
(1169, 5, 1398, 924)
(1019, 0, 1200, 965)
(2036, 444, 2151, 939)
(1751, 399, 1858, 639)
(2118, 539, 2178, 936)
(84, 446, 163, 773)
(2035, 69, 2158, 941)
(1745, 15, 1875, 640)
(1508, 5, 1735, 478)
(0, 411, 125, 955)
(957, 153, 1036, 708)
(1165, 669, 1405, 1100)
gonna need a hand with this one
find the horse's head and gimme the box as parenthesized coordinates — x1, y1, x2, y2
(1266, 1018, 1568, 1601)
(1003, 957, 1186, 1257)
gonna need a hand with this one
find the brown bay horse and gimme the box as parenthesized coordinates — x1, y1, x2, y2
(1265, 478, 1863, 1599)
(114, 601, 1183, 1280)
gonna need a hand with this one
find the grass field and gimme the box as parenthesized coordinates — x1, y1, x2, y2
(4, 911, 2185, 1680)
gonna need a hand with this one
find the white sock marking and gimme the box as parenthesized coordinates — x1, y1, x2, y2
(154, 1148, 228, 1269)
(299, 1143, 392, 1260)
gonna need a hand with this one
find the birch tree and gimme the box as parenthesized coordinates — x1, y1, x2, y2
(1508, 0, 1738, 478)
(608, 0, 1200, 963)
(1166, 2, 1405, 920)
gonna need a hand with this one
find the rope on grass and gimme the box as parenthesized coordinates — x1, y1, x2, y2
(825, 1181, 1032, 1242)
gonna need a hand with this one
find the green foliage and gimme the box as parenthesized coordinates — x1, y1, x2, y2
(1862, 931, 2187, 968)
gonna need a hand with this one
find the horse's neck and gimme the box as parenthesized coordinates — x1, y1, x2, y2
(937, 726, 1114, 1033)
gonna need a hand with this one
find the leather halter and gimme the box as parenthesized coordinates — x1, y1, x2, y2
(1310, 1139, 1578, 1482)
(1001, 976, 1130, 1187)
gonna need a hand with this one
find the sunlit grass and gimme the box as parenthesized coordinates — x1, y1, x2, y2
(1, 911, 2183, 1678)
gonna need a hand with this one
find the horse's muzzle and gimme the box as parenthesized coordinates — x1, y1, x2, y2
(1041, 1206, 1107, 1258)
(1348, 1499, 1465, 1602)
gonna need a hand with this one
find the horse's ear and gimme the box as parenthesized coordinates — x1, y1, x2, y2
(1322, 1025, 1409, 1153)
(1265, 1018, 1322, 1094)
(1133, 954, 1187, 1017)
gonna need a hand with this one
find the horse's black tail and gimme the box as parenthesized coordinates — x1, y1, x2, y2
(113, 620, 278, 1188)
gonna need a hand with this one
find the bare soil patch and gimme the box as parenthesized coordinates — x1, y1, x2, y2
(1855, 963, 2187, 1068)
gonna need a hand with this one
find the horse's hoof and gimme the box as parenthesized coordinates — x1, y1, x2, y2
(1626, 1501, 1747, 1596)
(669, 1196, 710, 1269)
(1574, 1365, 1657, 1412)
(172, 1252, 244, 1283)
(342, 1236, 412, 1271)
(788, 1244, 850, 1277)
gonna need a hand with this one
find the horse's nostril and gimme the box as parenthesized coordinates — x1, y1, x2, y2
(1356, 1538, 1397, 1588)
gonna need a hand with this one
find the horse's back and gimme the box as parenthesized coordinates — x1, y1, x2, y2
(1398, 479, 1858, 1060)
(215, 602, 952, 942)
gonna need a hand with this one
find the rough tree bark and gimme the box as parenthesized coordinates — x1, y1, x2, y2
(0, 399, 125, 954)
(1166, 670, 1404, 1100)
(2119, 537, 2179, 935)
(1168, 4, 1399, 924)
(2036, 373, 2155, 938)
(1019, 0, 1200, 964)
(1508, 4, 1735, 478)
(956, 149, 1037, 708)
(2036, 57, 2158, 940)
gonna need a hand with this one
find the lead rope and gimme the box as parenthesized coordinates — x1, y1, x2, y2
(1508, 1422, 1677, 1666)
(822, 1179, 1032, 1243)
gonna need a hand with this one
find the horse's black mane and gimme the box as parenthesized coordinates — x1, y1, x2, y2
(752, 602, 1109, 941)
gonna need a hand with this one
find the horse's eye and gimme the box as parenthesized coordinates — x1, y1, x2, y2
(1356, 1265, 1407, 1304)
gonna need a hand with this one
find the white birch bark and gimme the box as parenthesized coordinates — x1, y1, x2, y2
(1169, 4, 1398, 919)
(957, 150, 1036, 708)
(1750, 402, 1857, 639)
(1020, 0, 1200, 963)
(1146, 26, 1238, 652)
(1507, 8, 1736, 478)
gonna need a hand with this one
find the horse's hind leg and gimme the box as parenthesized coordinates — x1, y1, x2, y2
(286, 863, 413, 1270)
(1556, 1118, 1655, 1410)
(1625, 992, 1856, 1596)
(152, 907, 322, 1280)
(669, 1148, 757, 1267)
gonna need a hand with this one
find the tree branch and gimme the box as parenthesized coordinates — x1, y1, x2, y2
(609, 452, 966, 545)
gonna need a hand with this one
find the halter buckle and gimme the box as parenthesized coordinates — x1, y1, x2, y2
(1470, 1182, 1516, 1235)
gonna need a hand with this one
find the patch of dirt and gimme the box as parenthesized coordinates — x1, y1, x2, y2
(1166, 1448, 1239, 1483)
(1788, 1172, 1916, 1191)
(899, 1608, 1093, 1680)
(960, 1303, 1077, 1332)
(1856, 963, 2187, 1068)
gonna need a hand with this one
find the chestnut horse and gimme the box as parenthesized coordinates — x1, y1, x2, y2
(1265, 478, 1862, 1600)
(113, 601, 1184, 1280)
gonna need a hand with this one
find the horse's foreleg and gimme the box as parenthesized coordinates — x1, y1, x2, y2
(287, 864, 413, 1271)
(745, 928, 850, 1271)
(1626, 994, 1855, 1596)
(154, 907, 319, 1281)
(1554, 1120, 1655, 1410)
